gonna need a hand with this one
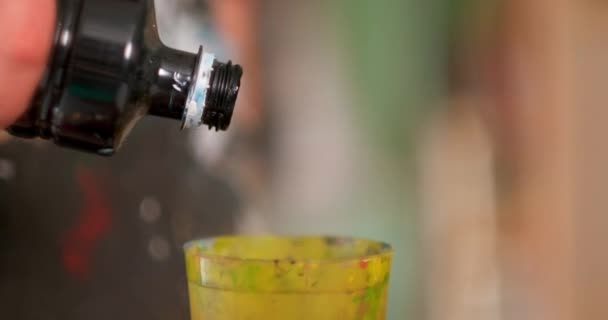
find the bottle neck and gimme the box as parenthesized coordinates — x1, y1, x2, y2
(145, 46, 243, 131)
(146, 46, 197, 121)
(141, 0, 243, 131)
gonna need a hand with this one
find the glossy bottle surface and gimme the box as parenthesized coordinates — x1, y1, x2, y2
(9, 0, 242, 156)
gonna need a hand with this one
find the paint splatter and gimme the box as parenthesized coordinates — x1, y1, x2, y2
(61, 168, 112, 280)
(359, 260, 368, 269)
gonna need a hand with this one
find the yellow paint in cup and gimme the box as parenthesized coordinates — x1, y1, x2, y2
(184, 235, 392, 320)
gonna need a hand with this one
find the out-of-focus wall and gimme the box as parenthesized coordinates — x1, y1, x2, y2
(493, 1, 577, 319)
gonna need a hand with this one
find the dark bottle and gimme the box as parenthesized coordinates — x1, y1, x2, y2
(8, 0, 243, 156)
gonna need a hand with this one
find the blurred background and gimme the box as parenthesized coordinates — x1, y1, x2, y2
(0, 0, 601, 319)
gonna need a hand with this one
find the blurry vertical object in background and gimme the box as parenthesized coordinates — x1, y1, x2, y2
(494, 0, 608, 319)
(494, 0, 577, 319)
(571, 2, 608, 319)
(426, 0, 597, 319)
(420, 0, 583, 319)
(419, 101, 500, 320)
(419, 1, 503, 319)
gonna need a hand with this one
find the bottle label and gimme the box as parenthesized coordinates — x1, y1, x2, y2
(183, 51, 215, 129)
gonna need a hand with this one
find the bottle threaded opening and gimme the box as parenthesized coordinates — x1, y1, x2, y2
(203, 60, 243, 131)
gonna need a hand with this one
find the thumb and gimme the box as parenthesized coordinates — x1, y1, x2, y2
(0, 0, 55, 128)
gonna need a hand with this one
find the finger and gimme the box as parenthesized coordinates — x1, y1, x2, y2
(0, 0, 55, 128)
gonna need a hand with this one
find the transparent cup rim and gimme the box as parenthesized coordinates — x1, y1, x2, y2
(183, 234, 393, 264)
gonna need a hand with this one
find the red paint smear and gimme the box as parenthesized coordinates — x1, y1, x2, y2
(61, 168, 112, 280)
(359, 260, 368, 269)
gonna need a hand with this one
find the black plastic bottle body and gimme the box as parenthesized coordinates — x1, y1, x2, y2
(9, 0, 242, 156)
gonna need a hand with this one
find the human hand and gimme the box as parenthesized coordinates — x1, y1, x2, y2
(0, 0, 55, 128)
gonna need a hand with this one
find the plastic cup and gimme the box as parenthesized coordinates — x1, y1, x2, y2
(184, 235, 392, 320)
